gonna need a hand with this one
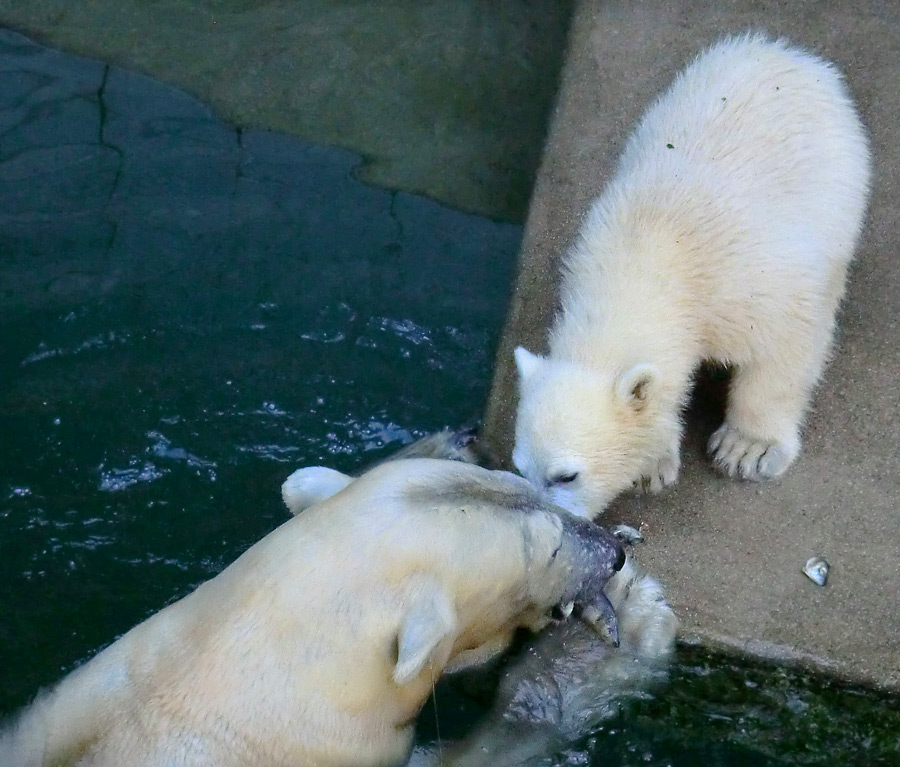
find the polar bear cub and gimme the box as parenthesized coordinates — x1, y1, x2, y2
(513, 34, 871, 517)
(0, 459, 623, 767)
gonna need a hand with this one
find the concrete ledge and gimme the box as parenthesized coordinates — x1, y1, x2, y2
(484, 0, 900, 690)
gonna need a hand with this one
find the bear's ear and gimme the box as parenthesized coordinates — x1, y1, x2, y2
(393, 579, 457, 686)
(514, 347, 544, 382)
(281, 467, 353, 515)
(615, 363, 662, 412)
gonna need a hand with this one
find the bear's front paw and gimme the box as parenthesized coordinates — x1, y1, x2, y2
(707, 423, 797, 480)
(634, 449, 680, 493)
(624, 576, 678, 660)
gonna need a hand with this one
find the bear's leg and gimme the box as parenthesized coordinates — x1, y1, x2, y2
(707, 343, 830, 480)
(607, 559, 678, 659)
(709, 280, 845, 481)
(634, 440, 681, 493)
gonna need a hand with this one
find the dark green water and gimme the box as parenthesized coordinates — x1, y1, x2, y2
(1, 28, 898, 767)
(419, 643, 900, 766)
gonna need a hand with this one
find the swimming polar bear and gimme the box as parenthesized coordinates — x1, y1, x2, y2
(512, 34, 871, 517)
(283, 431, 677, 767)
(0, 460, 624, 767)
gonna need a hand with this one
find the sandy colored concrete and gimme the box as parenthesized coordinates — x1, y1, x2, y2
(0, 0, 572, 222)
(483, 0, 900, 691)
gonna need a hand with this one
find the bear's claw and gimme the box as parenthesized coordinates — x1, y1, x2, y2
(708, 423, 795, 480)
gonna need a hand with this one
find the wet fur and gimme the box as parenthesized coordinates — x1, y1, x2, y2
(416, 557, 677, 767)
(283, 428, 484, 515)
(284, 430, 677, 767)
(1, 458, 615, 767)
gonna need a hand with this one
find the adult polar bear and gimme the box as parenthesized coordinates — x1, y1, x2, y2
(0, 460, 624, 767)
(513, 34, 871, 518)
(284, 433, 677, 767)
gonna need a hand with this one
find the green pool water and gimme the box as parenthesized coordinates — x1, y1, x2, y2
(1, 26, 898, 767)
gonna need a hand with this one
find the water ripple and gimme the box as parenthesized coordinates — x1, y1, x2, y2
(375, 316, 431, 346)
(235, 444, 302, 462)
(20, 330, 130, 366)
(146, 430, 216, 468)
(99, 461, 167, 492)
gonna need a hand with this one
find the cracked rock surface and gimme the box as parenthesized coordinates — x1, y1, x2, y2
(0, 1, 574, 222)
(0, 28, 521, 320)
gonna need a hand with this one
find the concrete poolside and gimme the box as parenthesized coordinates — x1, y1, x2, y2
(483, 0, 900, 691)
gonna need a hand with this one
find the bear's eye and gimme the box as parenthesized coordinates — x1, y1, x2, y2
(550, 471, 579, 486)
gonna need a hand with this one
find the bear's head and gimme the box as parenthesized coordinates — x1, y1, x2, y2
(513, 347, 675, 517)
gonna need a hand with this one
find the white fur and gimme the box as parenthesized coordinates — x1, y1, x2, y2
(605, 556, 677, 661)
(282, 429, 481, 516)
(1, 460, 600, 767)
(281, 465, 353, 514)
(514, 34, 871, 516)
(285, 460, 676, 657)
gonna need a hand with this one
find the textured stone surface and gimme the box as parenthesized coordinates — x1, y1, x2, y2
(0, 28, 520, 322)
(484, 0, 900, 690)
(0, 0, 573, 221)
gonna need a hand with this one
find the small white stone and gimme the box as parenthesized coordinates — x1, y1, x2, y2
(802, 556, 829, 586)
